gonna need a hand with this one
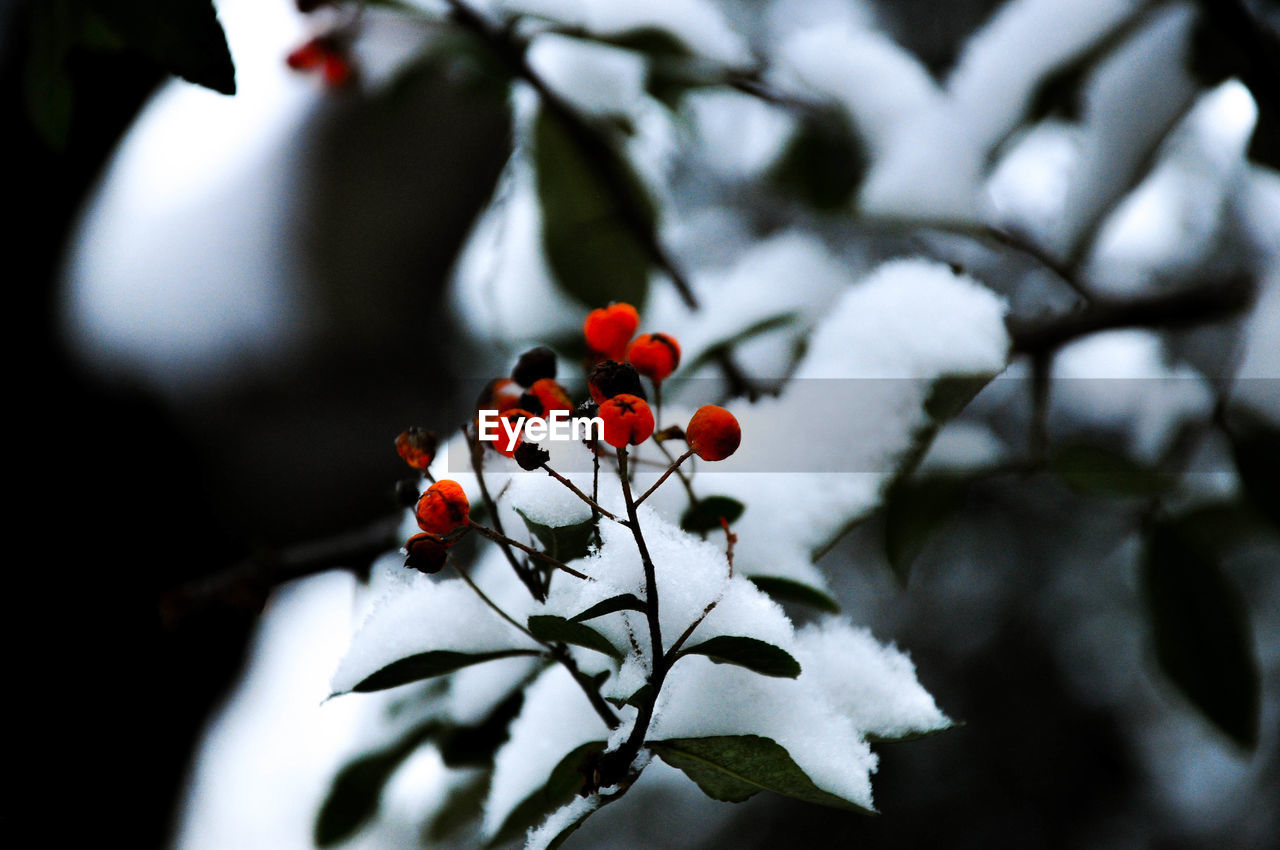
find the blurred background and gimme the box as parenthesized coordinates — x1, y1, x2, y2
(7, 0, 1279, 847)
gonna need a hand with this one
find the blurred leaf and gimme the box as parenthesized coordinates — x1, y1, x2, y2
(24, 1, 77, 149)
(680, 496, 745, 532)
(883, 475, 968, 584)
(747, 576, 840, 613)
(90, 0, 235, 94)
(1142, 516, 1259, 749)
(517, 509, 595, 563)
(315, 721, 441, 846)
(535, 107, 653, 308)
(678, 636, 801, 678)
(425, 771, 490, 843)
(1225, 408, 1280, 528)
(437, 688, 525, 767)
(651, 736, 873, 812)
(489, 741, 605, 847)
(603, 27, 694, 58)
(680, 313, 802, 375)
(528, 615, 624, 660)
(569, 593, 648, 622)
(346, 649, 542, 694)
(925, 374, 994, 422)
(770, 108, 866, 210)
(1050, 444, 1171, 497)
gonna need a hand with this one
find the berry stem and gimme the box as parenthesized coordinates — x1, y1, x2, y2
(633, 449, 695, 508)
(466, 424, 545, 600)
(540, 462, 627, 525)
(467, 521, 593, 581)
(615, 448, 663, 668)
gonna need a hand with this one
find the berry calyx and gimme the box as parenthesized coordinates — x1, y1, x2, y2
(627, 333, 681, 383)
(415, 480, 471, 536)
(600, 394, 655, 448)
(404, 533, 449, 574)
(686, 405, 741, 461)
(588, 360, 646, 404)
(395, 427, 438, 470)
(512, 346, 557, 387)
(584, 303, 639, 361)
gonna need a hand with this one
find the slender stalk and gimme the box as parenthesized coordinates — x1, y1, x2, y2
(466, 425, 544, 599)
(615, 448, 664, 669)
(451, 560, 621, 729)
(634, 449, 695, 507)
(467, 521, 593, 581)
(541, 463, 626, 524)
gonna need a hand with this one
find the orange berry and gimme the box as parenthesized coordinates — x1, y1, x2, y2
(584, 303, 639, 361)
(492, 408, 534, 458)
(286, 39, 326, 71)
(627, 333, 681, 383)
(404, 533, 449, 574)
(395, 427, 438, 470)
(529, 378, 573, 415)
(686, 405, 740, 461)
(415, 480, 470, 536)
(600, 394, 655, 448)
(477, 378, 523, 414)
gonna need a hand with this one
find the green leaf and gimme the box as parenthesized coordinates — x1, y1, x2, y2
(346, 649, 542, 694)
(602, 27, 694, 58)
(528, 615, 624, 660)
(569, 593, 648, 622)
(924, 374, 994, 422)
(678, 636, 801, 678)
(315, 721, 441, 846)
(680, 496, 745, 532)
(437, 688, 525, 767)
(651, 736, 873, 813)
(489, 741, 605, 847)
(769, 108, 866, 211)
(517, 509, 595, 564)
(1142, 517, 1260, 749)
(89, 0, 235, 93)
(747, 576, 840, 613)
(1225, 408, 1280, 529)
(424, 771, 489, 843)
(883, 475, 968, 584)
(680, 313, 802, 375)
(1050, 444, 1171, 497)
(535, 107, 654, 308)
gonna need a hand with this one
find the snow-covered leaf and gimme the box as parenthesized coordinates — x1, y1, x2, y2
(569, 593, 648, 622)
(488, 741, 605, 847)
(528, 615, 625, 660)
(651, 735, 873, 812)
(746, 576, 840, 613)
(678, 636, 802, 679)
(346, 649, 544, 695)
(517, 509, 595, 564)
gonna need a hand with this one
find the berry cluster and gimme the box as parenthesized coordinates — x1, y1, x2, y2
(394, 302, 740, 579)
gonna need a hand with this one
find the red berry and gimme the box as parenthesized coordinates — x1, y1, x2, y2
(322, 52, 353, 87)
(686, 405, 740, 461)
(395, 427, 438, 470)
(600, 394, 655, 448)
(584, 303, 639, 361)
(529, 378, 573, 415)
(627, 333, 681, 383)
(286, 39, 326, 71)
(492, 408, 534, 458)
(415, 480, 470, 536)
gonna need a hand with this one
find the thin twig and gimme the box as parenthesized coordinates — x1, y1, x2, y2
(541, 463, 626, 524)
(634, 449, 695, 507)
(468, 521, 593, 580)
(466, 424, 544, 599)
(616, 448, 663, 665)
